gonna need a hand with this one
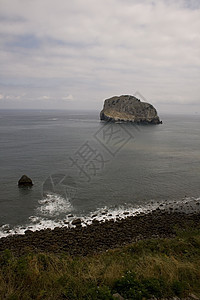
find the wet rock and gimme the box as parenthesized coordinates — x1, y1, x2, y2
(18, 175, 33, 187)
(72, 219, 82, 226)
(139, 212, 145, 216)
(92, 219, 99, 225)
(25, 230, 33, 235)
(123, 211, 129, 215)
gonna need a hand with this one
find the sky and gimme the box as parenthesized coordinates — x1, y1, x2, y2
(0, 0, 200, 114)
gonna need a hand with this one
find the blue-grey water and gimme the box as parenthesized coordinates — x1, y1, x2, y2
(0, 110, 200, 236)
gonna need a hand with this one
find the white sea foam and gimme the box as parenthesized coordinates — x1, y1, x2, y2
(0, 217, 67, 238)
(37, 193, 73, 217)
(0, 196, 199, 238)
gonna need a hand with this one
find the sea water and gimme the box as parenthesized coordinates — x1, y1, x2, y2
(0, 110, 200, 236)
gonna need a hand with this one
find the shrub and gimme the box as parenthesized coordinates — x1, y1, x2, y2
(86, 285, 113, 300)
(114, 271, 168, 299)
(172, 280, 188, 297)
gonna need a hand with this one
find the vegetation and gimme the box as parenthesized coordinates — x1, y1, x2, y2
(1, 227, 200, 300)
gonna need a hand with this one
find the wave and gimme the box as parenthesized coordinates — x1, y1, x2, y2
(0, 196, 200, 239)
(37, 193, 73, 217)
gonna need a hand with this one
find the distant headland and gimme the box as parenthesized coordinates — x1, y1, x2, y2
(100, 95, 162, 124)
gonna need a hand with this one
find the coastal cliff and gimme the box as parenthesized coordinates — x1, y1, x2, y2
(100, 95, 162, 124)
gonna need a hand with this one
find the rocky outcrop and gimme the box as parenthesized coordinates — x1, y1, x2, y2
(100, 95, 162, 124)
(18, 175, 33, 187)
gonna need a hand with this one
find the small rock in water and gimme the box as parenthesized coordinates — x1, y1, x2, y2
(123, 211, 129, 215)
(2, 224, 10, 230)
(72, 219, 82, 226)
(18, 175, 33, 187)
(101, 212, 107, 215)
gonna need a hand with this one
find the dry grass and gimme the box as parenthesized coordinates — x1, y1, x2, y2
(1, 227, 200, 299)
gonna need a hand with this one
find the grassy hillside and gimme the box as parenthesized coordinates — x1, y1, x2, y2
(1, 227, 200, 300)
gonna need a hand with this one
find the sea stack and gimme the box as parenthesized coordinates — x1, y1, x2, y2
(18, 175, 33, 187)
(100, 95, 162, 124)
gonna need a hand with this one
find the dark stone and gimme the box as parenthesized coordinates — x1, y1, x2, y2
(72, 219, 82, 226)
(100, 95, 162, 124)
(92, 219, 99, 225)
(18, 175, 33, 187)
(25, 230, 33, 235)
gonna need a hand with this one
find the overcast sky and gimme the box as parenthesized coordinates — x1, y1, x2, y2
(0, 0, 200, 114)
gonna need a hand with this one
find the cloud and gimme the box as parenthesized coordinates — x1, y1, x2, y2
(0, 0, 199, 112)
(41, 96, 51, 100)
(62, 94, 74, 101)
(5, 95, 21, 100)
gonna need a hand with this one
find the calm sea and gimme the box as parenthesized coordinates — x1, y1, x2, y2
(0, 110, 200, 236)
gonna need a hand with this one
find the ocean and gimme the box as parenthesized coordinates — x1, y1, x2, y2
(0, 109, 200, 237)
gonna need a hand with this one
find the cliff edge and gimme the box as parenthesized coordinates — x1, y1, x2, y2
(100, 95, 162, 124)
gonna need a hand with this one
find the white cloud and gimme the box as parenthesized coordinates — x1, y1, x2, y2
(5, 95, 21, 100)
(62, 94, 74, 101)
(41, 96, 51, 100)
(0, 0, 199, 112)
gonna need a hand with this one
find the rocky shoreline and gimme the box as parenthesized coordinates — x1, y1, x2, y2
(0, 208, 200, 256)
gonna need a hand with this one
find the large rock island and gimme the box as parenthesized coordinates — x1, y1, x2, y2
(100, 95, 162, 124)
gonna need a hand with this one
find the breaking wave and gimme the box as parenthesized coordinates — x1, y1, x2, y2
(37, 193, 73, 217)
(0, 196, 200, 238)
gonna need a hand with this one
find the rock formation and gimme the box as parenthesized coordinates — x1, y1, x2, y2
(100, 95, 162, 124)
(18, 175, 33, 187)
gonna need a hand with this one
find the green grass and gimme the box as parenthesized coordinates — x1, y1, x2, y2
(1, 227, 200, 299)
